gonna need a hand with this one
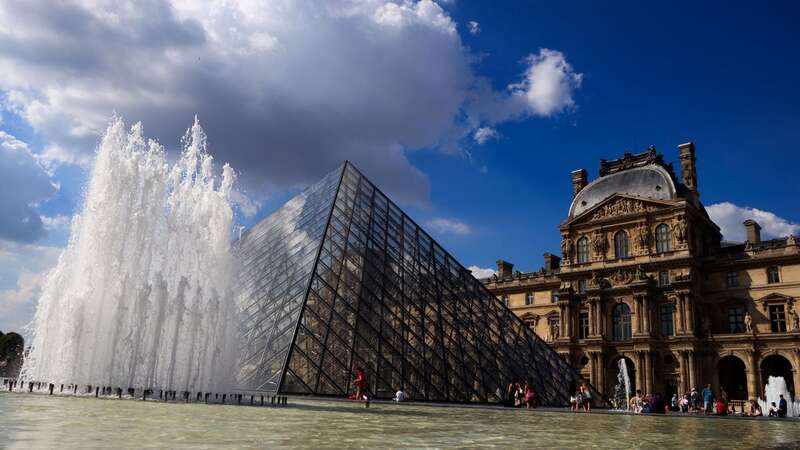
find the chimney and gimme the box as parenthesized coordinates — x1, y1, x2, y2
(543, 253, 561, 273)
(744, 219, 761, 244)
(678, 142, 697, 191)
(571, 169, 588, 197)
(496, 259, 514, 278)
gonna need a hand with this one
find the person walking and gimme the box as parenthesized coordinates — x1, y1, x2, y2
(353, 367, 368, 401)
(778, 395, 788, 418)
(524, 379, 537, 409)
(580, 383, 591, 412)
(701, 384, 714, 416)
(690, 388, 701, 414)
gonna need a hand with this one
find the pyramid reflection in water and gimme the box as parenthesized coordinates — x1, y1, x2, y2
(234, 162, 586, 405)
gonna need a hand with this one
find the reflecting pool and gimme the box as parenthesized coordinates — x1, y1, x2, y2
(1, 393, 799, 449)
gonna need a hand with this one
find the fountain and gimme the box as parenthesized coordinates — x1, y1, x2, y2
(612, 358, 632, 410)
(20, 116, 242, 394)
(758, 376, 800, 417)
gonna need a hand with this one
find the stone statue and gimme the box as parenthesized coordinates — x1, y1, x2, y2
(637, 222, 650, 253)
(592, 230, 607, 258)
(561, 236, 573, 260)
(550, 321, 560, 340)
(744, 311, 753, 333)
(788, 234, 797, 246)
(681, 158, 696, 190)
(700, 314, 711, 338)
(791, 308, 800, 332)
(635, 265, 648, 281)
(589, 271, 600, 288)
(675, 215, 688, 244)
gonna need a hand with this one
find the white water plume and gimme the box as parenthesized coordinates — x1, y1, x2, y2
(20, 116, 241, 393)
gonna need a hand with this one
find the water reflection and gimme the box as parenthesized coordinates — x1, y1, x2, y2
(2, 394, 799, 449)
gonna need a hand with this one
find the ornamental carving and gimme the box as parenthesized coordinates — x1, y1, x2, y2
(590, 198, 646, 221)
(675, 215, 688, 244)
(636, 222, 650, 253)
(609, 266, 649, 286)
(561, 236, 573, 261)
(610, 268, 634, 286)
(592, 230, 607, 257)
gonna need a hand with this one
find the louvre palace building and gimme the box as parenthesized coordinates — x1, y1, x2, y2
(482, 143, 800, 403)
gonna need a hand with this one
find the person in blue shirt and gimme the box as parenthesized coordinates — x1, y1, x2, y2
(778, 395, 788, 418)
(702, 384, 714, 415)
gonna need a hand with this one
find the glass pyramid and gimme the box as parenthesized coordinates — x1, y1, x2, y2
(234, 162, 588, 405)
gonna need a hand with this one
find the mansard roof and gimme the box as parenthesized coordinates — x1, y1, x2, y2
(569, 161, 678, 218)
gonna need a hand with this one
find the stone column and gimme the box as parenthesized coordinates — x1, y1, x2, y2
(597, 352, 606, 395)
(746, 350, 760, 400)
(589, 352, 598, 386)
(677, 351, 687, 393)
(595, 300, 603, 337)
(793, 349, 800, 401)
(642, 296, 651, 335)
(644, 351, 653, 394)
(635, 351, 645, 393)
(672, 296, 684, 335)
(632, 298, 641, 335)
(685, 294, 695, 334)
(688, 350, 697, 391)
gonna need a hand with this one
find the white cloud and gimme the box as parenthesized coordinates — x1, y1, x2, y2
(473, 126, 498, 144)
(707, 202, 800, 242)
(41, 214, 71, 231)
(0, 240, 62, 333)
(468, 265, 495, 278)
(0, 0, 581, 207)
(0, 130, 59, 242)
(426, 217, 471, 235)
(468, 21, 481, 35)
(509, 49, 584, 117)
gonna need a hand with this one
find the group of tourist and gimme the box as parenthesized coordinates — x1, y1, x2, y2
(504, 379, 538, 408)
(625, 383, 791, 418)
(623, 390, 667, 414)
(569, 383, 592, 412)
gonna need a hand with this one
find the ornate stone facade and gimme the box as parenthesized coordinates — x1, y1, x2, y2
(483, 144, 800, 403)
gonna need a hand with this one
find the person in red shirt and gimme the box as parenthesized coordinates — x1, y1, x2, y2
(714, 398, 727, 416)
(353, 367, 368, 401)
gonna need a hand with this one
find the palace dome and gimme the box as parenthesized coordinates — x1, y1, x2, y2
(568, 164, 677, 218)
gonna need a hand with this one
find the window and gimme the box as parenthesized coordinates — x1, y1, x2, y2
(767, 266, 780, 284)
(612, 303, 632, 341)
(578, 312, 590, 340)
(659, 303, 674, 336)
(502, 295, 509, 307)
(525, 292, 534, 306)
(576, 236, 590, 263)
(614, 231, 629, 259)
(551, 291, 558, 303)
(769, 304, 787, 332)
(726, 271, 739, 288)
(728, 306, 745, 333)
(655, 224, 672, 253)
(577, 279, 587, 293)
(658, 271, 670, 286)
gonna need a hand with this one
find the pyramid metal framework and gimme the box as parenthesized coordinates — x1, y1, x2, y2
(234, 162, 589, 405)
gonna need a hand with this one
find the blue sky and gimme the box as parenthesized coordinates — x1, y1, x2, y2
(1, 0, 799, 331)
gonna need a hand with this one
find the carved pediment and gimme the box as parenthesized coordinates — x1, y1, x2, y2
(757, 292, 793, 302)
(566, 194, 673, 225)
(755, 292, 794, 312)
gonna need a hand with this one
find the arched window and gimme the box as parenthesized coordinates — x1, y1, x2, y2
(612, 303, 632, 341)
(576, 236, 590, 263)
(614, 231, 629, 259)
(655, 224, 672, 253)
